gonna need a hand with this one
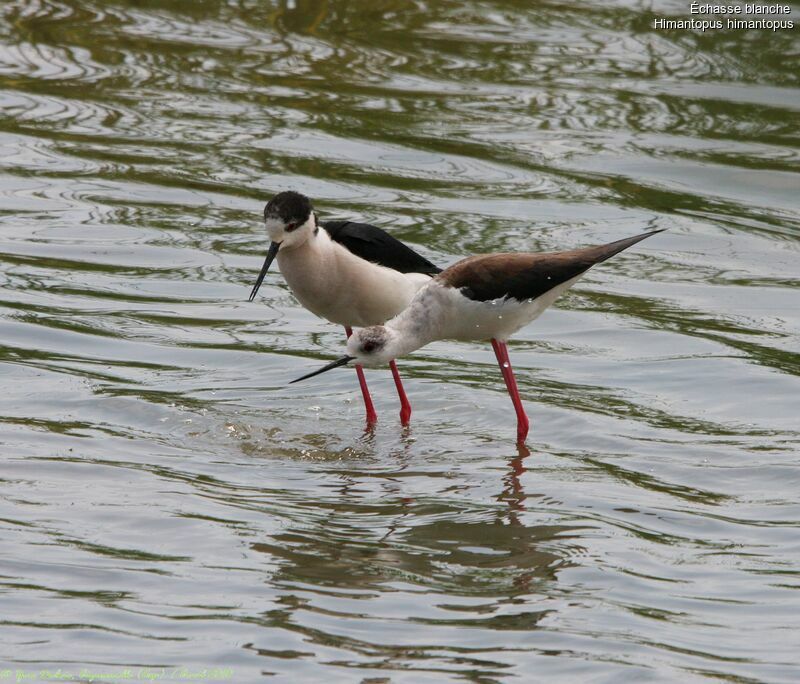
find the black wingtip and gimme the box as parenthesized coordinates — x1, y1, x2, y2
(321, 220, 442, 275)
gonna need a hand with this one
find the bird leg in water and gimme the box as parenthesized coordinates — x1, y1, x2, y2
(491, 339, 530, 443)
(345, 326, 378, 424)
(389, 360, 412, 426)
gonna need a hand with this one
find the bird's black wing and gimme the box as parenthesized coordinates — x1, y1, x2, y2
(322, 220, 441, 275)
(445, 230, 663, 302)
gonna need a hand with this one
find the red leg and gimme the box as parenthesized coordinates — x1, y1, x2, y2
(491, 339, 530, 443)
(345, 326, 377, 425)
(389, 360, 412, 426)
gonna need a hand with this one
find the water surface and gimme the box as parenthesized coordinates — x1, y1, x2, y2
(1, 1, 799, 681)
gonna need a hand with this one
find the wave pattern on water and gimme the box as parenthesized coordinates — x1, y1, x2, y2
(1, 0, 799, 681)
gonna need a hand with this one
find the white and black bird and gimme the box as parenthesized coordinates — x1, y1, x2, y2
(249, 191, 441, 425)
(291, 230, 664, 443)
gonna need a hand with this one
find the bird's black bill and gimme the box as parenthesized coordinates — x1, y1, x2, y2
(248, 241, 281, 301)
(290, 355, 355, 384)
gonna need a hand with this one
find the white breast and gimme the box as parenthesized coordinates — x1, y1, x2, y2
(277, 231, 431, 328)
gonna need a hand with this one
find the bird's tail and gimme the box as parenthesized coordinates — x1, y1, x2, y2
(588, 229, 666, 264)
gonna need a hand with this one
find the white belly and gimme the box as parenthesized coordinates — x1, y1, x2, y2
(447, 275, 584, 340)
(394, 275, 584, 344)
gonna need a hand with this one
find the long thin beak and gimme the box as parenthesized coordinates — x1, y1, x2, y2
(290, 355, 355, 384)
(248, 241, 281, 301)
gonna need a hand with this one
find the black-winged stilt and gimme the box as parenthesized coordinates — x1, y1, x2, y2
(290, 230, 664, 443)
(248, 191, 440, 425)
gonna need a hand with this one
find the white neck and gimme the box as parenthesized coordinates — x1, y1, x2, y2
(384, 282, 449, 357)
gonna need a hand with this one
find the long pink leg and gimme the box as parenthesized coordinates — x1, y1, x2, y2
(345, 326, 377, 424)
(389, 360, 412, 426)
(491, 339, 530, 443)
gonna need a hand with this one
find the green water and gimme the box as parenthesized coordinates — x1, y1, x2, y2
(1, 1, 799, 681)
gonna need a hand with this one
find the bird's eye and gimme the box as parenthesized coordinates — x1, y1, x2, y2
(285, 222, 298, 232)
(362, 341, 377, 353)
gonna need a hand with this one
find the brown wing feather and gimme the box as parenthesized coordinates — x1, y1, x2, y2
(439, 230, 663, 302)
